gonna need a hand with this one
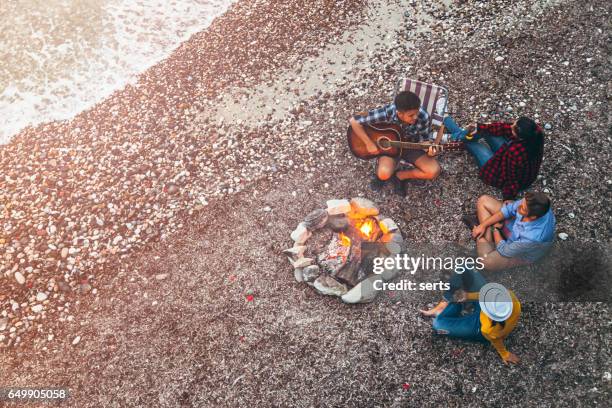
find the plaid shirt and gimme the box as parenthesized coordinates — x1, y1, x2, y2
(477, 123, 543, 199)
(353, 103, 431, 143)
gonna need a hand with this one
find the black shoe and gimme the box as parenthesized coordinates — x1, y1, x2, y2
(461, 213, 479, 230)
(392, 176, 408, 197)
(370, 176, 386, 191)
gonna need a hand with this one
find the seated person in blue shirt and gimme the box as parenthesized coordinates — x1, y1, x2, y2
(348, 91, 441, 194)
(465, 191, 556, 271)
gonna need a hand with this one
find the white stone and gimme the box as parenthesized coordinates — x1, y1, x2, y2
(302, 265, 321, 282)
(60, 248, 69, 259)
(290, 223, 311, 244)
(36, 292, 48, 302)
(558, 233, 569, 241)
(14, 271, 25, 285)
(294, 268, 304, 282)
(349, 197, 379, 217)
(155, 274, 169, 281)
(385, 242, 402, 255)
(380, 218, 399, 234)
(568, 213, 575, 219)
(342, 275, 382, 304)
(31, 304, 44, 313)
(0, 318, 7, 331)
(326, 199, 351, 215)
(290, 257, 313, 269)
(381, 261, 401, 281)
(282, 245, 306, 259)
(495, 56, 504, 62)
(72, 336, 81, 345)
(313, 275, 347, 296)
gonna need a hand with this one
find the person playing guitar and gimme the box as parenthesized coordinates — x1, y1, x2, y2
(348, 91, 443, 195)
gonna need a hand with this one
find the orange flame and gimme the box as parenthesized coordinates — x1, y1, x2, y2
(358, 218, 375, 239)
(339, 233, 351, 247)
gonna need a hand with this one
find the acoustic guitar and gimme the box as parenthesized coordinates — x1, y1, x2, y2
(347, 122, 464, 160)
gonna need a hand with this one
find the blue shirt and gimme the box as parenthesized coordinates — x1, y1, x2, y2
(496, 199, 556, 262)
(353, 103, 431, 142)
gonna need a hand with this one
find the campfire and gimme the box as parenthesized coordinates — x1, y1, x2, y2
(285, 198, 403, 303)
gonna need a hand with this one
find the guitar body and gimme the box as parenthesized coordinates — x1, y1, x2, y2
(347, 122, 464, 160)
(347, 122, 404, 160)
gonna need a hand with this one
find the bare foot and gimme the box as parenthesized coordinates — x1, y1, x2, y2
(419, 300, 449, 317)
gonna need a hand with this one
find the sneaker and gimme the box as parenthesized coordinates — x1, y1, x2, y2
(461, 213, 479, 230)
(370, 176, 386, 191)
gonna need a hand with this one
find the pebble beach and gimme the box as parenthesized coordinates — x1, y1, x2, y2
(1, 0, 610, 406)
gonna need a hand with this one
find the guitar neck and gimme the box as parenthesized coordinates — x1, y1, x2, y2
(387, 141, 441, 150)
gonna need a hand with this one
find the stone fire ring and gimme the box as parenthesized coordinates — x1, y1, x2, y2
(285, 198, 403, 304)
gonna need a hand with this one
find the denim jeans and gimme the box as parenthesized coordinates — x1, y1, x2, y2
(443, 116, 507, 168)
(432, 268, 487, 342)
(442, 268, 488, 302)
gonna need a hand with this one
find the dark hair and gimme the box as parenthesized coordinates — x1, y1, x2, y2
(395, 91, 421, 112)
(525, 191, 551, 218)
(515, 116, 544, 159)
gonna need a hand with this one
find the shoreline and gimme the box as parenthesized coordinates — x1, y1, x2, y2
(0, 0, 610, 406)
(0, 0, 369, 347)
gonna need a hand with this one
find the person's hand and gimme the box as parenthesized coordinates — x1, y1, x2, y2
(427, 145, 439, 157)
(453, 289, 468, 303)
(366, 143, 379, 155)
(503, 200, 514, 206)
(472, 224, 486, 239)
(503, 352, 520, 365)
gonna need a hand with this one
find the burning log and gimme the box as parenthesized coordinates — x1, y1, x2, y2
(335, 238, 362, 287)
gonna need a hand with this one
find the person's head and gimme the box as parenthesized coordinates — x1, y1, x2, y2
(395, 91, 421, 125)
(511, 116, 538, 140)
(479, 283, 513, 323)
(517, 191, 551, 219)
(512, 116, 544, 159)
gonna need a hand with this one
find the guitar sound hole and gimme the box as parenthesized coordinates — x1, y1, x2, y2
(378, 137, 391, 150)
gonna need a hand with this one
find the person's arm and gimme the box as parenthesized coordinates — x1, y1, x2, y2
(472, 211, 506, 239)
(477, 122, 513, 139)
(349, 106, 392, 155)
(480, 317, 514, 360)
(349, 117, 378, 155)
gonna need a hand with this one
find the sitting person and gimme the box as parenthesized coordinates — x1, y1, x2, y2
(349, 91, 442, 195)
(443, 115, 544, 200)
(465, 191, 556, 271)
(420, 268, 521, 365)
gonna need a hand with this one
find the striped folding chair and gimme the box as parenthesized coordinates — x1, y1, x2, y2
(394, 78, 449, 141)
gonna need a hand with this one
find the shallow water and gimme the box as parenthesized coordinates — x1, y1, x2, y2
(0, 0, 236, 143)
